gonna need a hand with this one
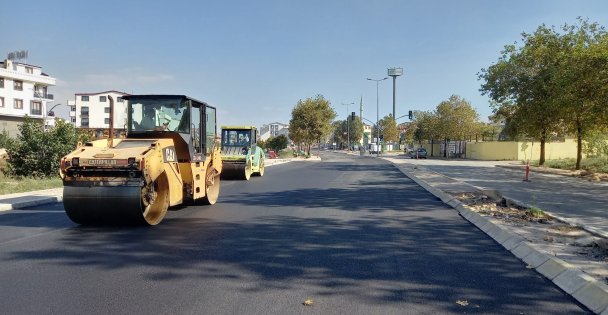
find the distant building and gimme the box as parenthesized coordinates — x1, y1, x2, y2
(0, 58, 56, 136)
(72, 90, 129, 137)
(259, 122, 289, 141)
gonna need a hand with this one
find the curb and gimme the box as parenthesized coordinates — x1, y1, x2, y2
(391, 162, 608, 314)
(0, 195, 63, 212)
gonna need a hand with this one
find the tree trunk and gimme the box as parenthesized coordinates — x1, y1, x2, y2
(576, 123, 583, 170)
(539, 130, 546, 166)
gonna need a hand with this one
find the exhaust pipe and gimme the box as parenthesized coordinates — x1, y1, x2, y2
(108, 95, 114, 147)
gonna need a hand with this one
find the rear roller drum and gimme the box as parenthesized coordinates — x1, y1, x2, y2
(200, 168, 221, 205)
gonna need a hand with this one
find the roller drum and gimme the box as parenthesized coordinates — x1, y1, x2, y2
(63, 186, 147, 225)
(221, 162, 251, 180)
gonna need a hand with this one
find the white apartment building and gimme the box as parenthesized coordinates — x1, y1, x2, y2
(0, 58, 56, 136)
(259, 122, 289, 141)
(72, 90, 129, 135)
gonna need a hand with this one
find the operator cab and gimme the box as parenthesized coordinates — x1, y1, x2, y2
(123, 95, 216, 162)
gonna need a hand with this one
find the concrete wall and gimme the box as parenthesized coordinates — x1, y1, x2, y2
(465, 139, 581, 161)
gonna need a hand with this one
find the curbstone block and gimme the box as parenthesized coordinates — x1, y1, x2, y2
(501, 235, 526, 251)
(473, 216, 491, 230)
(571, 280, 608, 314)
(467, 212, 485, 225)
(521, 249, 551, 269)
(553, 269, 597, 295)
(536, 257, 573, 280)
(511, 242, 535, 259)
(481, 221, 498, 233)
(491, 227, 513, 244)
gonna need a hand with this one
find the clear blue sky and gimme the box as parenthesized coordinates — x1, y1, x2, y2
(2, 0, 607, 128)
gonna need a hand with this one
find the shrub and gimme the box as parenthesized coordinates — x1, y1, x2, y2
(4, 118, 84, 178)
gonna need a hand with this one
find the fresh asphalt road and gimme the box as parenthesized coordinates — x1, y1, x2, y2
(0, 152, 589, 314)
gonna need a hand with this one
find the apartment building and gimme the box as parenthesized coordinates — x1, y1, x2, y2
(0, 58, 56, 136)
(72, 90, 129, 136)
(259, 122, 289, 141)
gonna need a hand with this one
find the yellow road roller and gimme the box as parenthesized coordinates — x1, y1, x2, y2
(220, 126, 264, 180)
(59, 95, 222, 225)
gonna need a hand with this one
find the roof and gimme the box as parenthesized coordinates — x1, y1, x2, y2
(221, 126, 257, 130)
(122, 94, 212, 109)
(75, 90, 130, 96)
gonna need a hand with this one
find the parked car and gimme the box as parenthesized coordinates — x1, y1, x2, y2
(409, 147, 427, 159)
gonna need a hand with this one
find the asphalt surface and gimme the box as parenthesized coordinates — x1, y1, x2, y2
(0, 152, 590, 314)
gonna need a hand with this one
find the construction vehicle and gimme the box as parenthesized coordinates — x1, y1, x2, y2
(59, 95, 222, 226)
(220, 126, 264, 180)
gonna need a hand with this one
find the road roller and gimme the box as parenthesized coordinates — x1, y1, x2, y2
(220, 126, 264, 180)
(59, 95, 222, 225)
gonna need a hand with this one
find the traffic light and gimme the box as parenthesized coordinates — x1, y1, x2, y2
(351, 112, 356, 121)
(408, 110, 413, 120)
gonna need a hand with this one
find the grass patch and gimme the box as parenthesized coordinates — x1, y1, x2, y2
(527, 206, 546, 218)
(0, 176, 62, 195)
(0, 159, 62, 195)
(531, 156, 608, 173)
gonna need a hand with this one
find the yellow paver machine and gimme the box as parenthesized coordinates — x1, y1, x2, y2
(220, 126, 265, 180)
(60, 95, 222, 225)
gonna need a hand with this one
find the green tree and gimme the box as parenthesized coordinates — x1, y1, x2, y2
(332, 116, 364, 149)
(553, 19, 608, 169)
(480, 24, 566, 165)
(266, 135, 288, 152)
(377, 114, 399, 143)
(434, 95, 480, 143)
(5, 118, 84, 177)
(289, 95, 336, 155)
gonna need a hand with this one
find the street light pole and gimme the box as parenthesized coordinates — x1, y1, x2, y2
(367, 77, 388, 156)
(45, 103, 62, 130)
(342, 102, 354, 151)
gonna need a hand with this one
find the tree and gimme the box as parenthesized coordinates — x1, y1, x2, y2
(332, 117, 364, 149)
(480, 24, 569, 165)
(434, 95, 480, 142)
(289, 95, 336, 155)
(377, 114, 399, 143)
(4, 118, 85, 177)
(553, 19, 608, 169)
(266, 135, 288, 152)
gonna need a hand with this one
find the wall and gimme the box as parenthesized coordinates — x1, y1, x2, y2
(465, 139, 581, 160)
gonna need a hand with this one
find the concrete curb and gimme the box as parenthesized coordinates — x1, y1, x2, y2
(0, 195, 63, 212)
(390, 160, 608, 314)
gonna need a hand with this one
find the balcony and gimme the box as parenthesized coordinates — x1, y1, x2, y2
(33, 92, 54, 100)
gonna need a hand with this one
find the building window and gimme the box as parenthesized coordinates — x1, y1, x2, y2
(14, 99, 23, 109)
(70, 105, 76, 111)
(25, 67, 33, 74)
(14, 80, 23, 91)
(30, 101, 42, 115)
(0, 97, 3, 107)
(81, 118, 89, 127)
(104, 107, 110, 113)
(105, 118, 110, 125)
(81, 106, 89, 115)
(117, 97, 124, 102)
(81, 96, 89, 102)
(100, 96, 107, 102)
(0, 78, 4, 88)
(71, 117, 76, 123)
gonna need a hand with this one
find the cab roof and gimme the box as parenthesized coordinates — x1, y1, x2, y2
(122, 94, 213, 109)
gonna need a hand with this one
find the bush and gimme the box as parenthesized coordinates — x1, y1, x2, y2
(4, 118, 85, 178)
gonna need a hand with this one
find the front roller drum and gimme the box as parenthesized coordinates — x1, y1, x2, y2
(221, 163, 251, 180)
(63, 177, 170, 226)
